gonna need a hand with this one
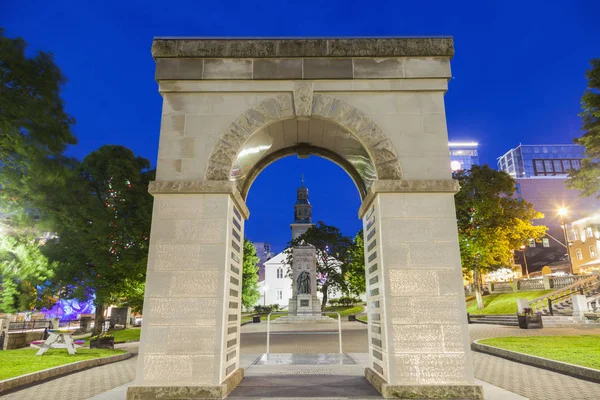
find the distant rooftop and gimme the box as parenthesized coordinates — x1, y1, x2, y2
(151, 37, 454, 58)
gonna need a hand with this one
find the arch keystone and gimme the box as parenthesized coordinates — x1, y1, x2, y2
(293, 81, 314, 118)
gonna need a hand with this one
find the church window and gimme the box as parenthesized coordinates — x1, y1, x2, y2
(276, 290, 283, 300)
(277, 268, 283, 279)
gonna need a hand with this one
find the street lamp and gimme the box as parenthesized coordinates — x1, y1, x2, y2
(520, 245, 530, 278)
(558, 207, 574, 275)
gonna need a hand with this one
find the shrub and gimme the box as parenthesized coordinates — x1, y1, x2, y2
(253, 304, 281, 314)
(337, 296, 361, 306)
(329, 298, 339, 306)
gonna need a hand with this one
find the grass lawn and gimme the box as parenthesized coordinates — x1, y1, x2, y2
(0, 348, 126, 381)
(466, 290, 553, 315)
(111, 328, 141, 342)
(325, 306, 364, 318)
(82, 328, 141, 345)
(357, 315, 368, 322)
(479, 336, 600, 370)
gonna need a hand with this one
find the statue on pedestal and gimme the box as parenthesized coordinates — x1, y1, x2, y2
(297, 271, 311, 294)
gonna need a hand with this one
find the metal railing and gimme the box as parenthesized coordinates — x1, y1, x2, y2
(550, 275, 589, 288)
(266, 311, 342, 354)
(518, 278, 545, 291)
(526, 275, 599, 314)
(8, 320, 51, 332)
(491, 275, 593, 293)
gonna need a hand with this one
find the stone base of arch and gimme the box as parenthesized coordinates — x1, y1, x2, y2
(127, 368, 243, 400)
(365, 367, 483, 399)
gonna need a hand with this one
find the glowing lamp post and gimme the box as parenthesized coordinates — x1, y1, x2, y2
(520, 245, 530, 278)
(558, 207, 574, 275)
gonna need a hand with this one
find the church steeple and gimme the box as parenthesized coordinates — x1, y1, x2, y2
(291, 175, 314, 240)
(294, 175, 312, 223)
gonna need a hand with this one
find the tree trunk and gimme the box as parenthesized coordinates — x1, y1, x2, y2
(321, 284, 329, 311)
(93, 303, 106, 335)
(474, 269, 484, 310)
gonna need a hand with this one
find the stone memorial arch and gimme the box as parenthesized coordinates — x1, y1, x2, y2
(127, 38, 483, 400)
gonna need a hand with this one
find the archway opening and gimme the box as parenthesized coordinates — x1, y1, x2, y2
(237, 150, 373, 394)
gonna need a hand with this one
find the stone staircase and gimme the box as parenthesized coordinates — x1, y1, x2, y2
(468, 314, 518, 326)
(526, 275, 600, 316)
(542, 315, 600, 327)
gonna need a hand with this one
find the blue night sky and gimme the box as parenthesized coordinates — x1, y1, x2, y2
(3, 1, 599, 252)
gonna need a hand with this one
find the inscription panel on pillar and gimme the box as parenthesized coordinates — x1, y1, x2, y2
(222, 202, 243, 381)
(363, 202, 387, 380)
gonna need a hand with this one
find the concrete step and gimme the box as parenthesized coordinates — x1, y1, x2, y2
(468, 315, 518, 326)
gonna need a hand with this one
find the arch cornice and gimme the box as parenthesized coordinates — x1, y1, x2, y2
(204, 87, 403, 186)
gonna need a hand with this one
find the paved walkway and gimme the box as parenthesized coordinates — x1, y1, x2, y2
(1, 343, 137, 400)
(2, 323, 600, 399)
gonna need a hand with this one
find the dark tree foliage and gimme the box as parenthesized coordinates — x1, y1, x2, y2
(241, 240, 261, 309)
(346, 230, 366, 296)
(568, 59, 600, 196)
(42, 146, 154, 333)
(0, 28, 76, 216)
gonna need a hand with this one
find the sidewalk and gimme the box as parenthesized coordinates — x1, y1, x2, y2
(2, 324, 600, 400)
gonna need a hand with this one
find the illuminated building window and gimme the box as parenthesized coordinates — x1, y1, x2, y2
(590, 246, 597, 259)
(573, 229, 579, 241)
(576, 248, 583, 260)
(528, 239, 536, 247)
(586, 227, 593, 238)
(542, 238, 550, 248)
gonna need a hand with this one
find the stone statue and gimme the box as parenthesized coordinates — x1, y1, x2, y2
(297, 271, 311, 294)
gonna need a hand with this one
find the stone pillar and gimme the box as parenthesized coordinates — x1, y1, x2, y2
(361, 186, 482, 400)
(516, 298, 530, 314)
(80, 316, 92, 333)
(50, 318, 60, 330)
(542, 275, 552, 290)
(127, 190, 246, 399)
(571, 295, 588, 320)
(0, 319, 8, 350)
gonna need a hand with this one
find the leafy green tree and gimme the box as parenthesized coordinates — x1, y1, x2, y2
(0, 29, 77, 309)
(568, 59, 600, 196)
(0, 28, 76, 216)
(42, 145, 154, 333)
(0, 233, 56, 313)
(241, 240, 261, 309)
(286, 222, 353, 310)
(346, 230, 366, 296)
(454, 165, 547, 309)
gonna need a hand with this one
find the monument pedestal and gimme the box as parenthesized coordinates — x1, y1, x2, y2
(274, 294, 335, 324)
(274, 246, 336, 324)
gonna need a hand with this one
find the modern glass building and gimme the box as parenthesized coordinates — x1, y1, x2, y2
(497, 144, 584, 178)
(449, 142, 479, 171)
